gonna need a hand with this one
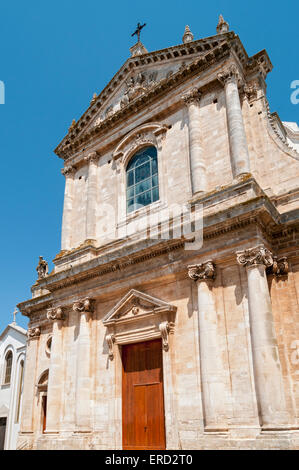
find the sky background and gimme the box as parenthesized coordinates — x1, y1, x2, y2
(0, 0, 298, 332)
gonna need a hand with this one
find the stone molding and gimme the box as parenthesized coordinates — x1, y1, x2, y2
(217, 64, 244, 87)
(46, 307, 65, 321)
(181, 88, 202, 106)
(113, 122, 169, 165)
(187, 261, 216, 281)
(236, 244, 274, 268)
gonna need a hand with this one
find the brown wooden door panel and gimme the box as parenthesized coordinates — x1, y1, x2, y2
(122, 339, 166, 450)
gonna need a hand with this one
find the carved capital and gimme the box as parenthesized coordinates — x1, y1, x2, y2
(47, 307, 65, 321)
(236, 244, 273, 268)
(27, 327, 41, 339)
(84, 151, 99, 164)
(188, 261, 216, 282)
(61, 165, 77, 177)
(243, 83, 258, 102)
(182, 88, 202, 106)
(106, 334, 115, 360)
(217, 64, 243, 87)
(268, 256, 288, 277)
(73, 297, 95, 314)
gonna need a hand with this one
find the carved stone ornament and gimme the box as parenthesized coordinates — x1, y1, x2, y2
(73, 297, 95, 313)
(217, 64, 243, 87)
(27, 327, 41, 339)
(182, 88, 202, 106)
(216, 14, 229, 34)
(243, 83, 258, 102)
(84, 151, 99, 164)
(268, 256, 288, 277)
(47, 307, 65, 321)
(188, 261, 216, 281)
(61, 165, 76, 177)
(120, 71, 158, 108)
(159, 321, 171, 351)
(106, 334, 115, 360)
(182, 25, 194, 44)
(236, 244, 274, 268)
(36, 256, 48, 280)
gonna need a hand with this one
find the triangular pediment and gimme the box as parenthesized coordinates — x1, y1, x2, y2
(103, 289, 176, 326)
(56, 32, 254, 158)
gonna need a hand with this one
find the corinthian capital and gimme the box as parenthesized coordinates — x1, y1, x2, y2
(47, 307, 65, 321)
(61, 165, 77, 177)
(84, 151, 99, 164)
(236, 244, 273, 268)
(27, 327, 41, 339)
(188, 261, 216, 281)
(182, 88, 202, 106)
(217, 64, 243, 87)
(73, 297, 95, 313)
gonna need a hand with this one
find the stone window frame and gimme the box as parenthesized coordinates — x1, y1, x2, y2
(2, 348, 13, 386)
(112, 122, 169, 230)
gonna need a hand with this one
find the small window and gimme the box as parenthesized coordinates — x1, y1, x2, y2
(126, 146, 159, 214)
(4, 351, 13, 385)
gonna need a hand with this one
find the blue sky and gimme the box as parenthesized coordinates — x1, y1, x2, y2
(0, 0, 298, 331)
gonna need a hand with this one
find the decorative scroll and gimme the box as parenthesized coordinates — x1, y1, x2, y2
(106, 334, 115, 360)
(27, 327, 41, 339)
(236, 244, 273, 268)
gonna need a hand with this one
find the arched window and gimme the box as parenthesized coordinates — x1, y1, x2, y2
(4, 351, 13, 385)
(126, 146, 159, 213)
(15, 360, 24, 423)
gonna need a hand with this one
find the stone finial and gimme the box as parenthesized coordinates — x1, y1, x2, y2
(69, 119, 76, 132)
(47, 307, 65, 321)
(181, 88, 202, 106)
(188, 261, 216, 281)
(182, 25, 194, 44)
(12, 308, 18, 325)
(36, 256, 48, 280)
(90, 93, 97, 105)
(216, 14, 229, 34)
(236, 244, 274, 268)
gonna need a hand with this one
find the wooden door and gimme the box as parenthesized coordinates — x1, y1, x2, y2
(42, 395, 47, 433)
(122, 339, 166, 450)
(0, 417, 7, 450)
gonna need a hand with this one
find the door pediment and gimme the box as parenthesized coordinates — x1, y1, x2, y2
(103, 289, 176, 359)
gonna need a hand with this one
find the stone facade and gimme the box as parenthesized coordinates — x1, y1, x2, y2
(17, 18, 299, 450)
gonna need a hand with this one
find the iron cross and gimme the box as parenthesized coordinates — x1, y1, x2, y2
(131, 22, 146, 42)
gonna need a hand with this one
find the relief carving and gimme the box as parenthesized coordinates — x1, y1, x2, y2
(36, 256, 48, 280)
(236, 244, 273, 268)
(27, 327, 41, 339)
(217, 64, 243, 87)
(47, 307, 65, 321)
(73, 297, 95, 313)
(188, 261, 216, 281)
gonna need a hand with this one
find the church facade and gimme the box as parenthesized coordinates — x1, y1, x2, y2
(17, 17, 299, 450)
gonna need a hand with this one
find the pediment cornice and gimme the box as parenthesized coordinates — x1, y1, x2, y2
(55, 31, 271, 161)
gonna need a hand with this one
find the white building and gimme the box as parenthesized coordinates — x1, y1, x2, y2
(0, 318, 27, 449)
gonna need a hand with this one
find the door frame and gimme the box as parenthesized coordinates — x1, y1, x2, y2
(103, 289, 179, 449)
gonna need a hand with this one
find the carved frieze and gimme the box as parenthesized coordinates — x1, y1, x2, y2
(236, 244, 273, 268)
(187, 261, 216, 281)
